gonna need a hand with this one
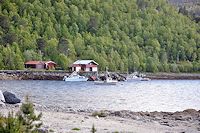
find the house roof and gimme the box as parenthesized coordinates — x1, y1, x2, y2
(25, 61, 56, 65)
(73, 60, 99, 65)
(43, 61, 57, 65)
(25, 61, 43, 65)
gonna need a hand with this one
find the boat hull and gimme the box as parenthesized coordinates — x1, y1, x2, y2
(64, 78, 88, 82)
(94, 80, 118, 85)
(63, 76, 88, 82)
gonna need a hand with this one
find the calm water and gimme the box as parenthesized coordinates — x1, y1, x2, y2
(0, 80, 200, 112)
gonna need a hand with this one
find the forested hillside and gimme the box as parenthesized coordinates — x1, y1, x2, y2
(168, 0, 200, 22)
(0, 0, 200, 72)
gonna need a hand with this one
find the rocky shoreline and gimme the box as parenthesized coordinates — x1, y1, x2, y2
(0, 70, 68, 80)
(0, 70, 200, 80)
(146, 72, 200, 80)
(1, 104, 200, 132)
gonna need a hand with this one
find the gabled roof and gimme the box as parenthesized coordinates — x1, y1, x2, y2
(25, 61, 43, 65)
(43, 61, 57, 65)
(25, 61, 56, 65)
(72, 60, 99, 65)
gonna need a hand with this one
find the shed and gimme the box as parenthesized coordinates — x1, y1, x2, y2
(25, 61, 56, 70)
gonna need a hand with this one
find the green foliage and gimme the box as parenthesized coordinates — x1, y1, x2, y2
(17, 96, 42, 133)
(0, 112, 23, 133)
(0, 0, 200, 72)
(91, 124, 97, 133)
(0, 96, 42, 133)
(0, 53, 5, 69)
(92, 111, 107, 117)
(72, 127, 81, 131)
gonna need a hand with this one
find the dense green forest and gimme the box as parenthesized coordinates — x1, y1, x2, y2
(168, 0, 200, 23)
(0, 0, 200, 72)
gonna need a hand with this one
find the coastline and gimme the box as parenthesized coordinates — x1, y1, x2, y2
(0, 70, 200, 80)
(1, 104, 199, 133)
(145, 72, 200, 80)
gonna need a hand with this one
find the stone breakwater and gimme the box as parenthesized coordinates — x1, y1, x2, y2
(0, 70, 69, 80)
(0, 70, 200, 80)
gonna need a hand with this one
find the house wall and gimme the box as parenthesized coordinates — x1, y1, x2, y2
(85, 68, 90, 72)
(72, 65, 98, 72)
(74, 66, 81, 72)
(92, 67, 98, 72)
(46, 63, 56, 70)
(36, 64, 44, 69)
(85, 67, 98, 72)
(25, 64, 36, 68)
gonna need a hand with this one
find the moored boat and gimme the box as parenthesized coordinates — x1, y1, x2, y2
(63, 72, 88, 82)
(94, 67, 118, 85)
(126, 72, 151, 81)
(94, 78, 118, 85)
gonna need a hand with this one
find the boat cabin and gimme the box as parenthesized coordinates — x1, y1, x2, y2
(70, 60, 98, 72)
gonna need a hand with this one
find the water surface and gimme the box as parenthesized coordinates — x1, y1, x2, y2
(0, 80, 200, 112)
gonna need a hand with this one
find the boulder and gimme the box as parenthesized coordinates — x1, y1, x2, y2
(3, 91, 21, 104)
(0, 90, 5, 103)
(0, 101, 5, 106)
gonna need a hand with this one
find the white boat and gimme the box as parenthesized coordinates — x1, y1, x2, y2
(126, 72, 150, 81)
(94, 78, 118, 85)
(94, 67, 118, 85)
(63, 72, 88, 82)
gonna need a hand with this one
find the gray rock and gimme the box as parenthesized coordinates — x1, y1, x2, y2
(174, 115, 183, 120)
(0, 101, 5, 106)
(69, 109, 76, 113)
(0, 90, 5, 103)
(3, 91, 21, 104)
(84, 116, 89, 119)
(37, 128, 48, 133)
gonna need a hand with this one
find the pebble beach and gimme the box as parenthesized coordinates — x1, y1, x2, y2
(1, 104, 200, 133)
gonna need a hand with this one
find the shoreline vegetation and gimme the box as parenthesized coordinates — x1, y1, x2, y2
(0, 70, 200, 80)
(1, 104, 200, 132)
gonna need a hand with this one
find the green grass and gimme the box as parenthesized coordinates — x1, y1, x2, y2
(72, 127, 81, 131)
(49, 129, 54, 132)
(92, 111, 107, 117)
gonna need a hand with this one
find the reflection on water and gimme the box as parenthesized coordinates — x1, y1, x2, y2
(0, 80, 200, 112)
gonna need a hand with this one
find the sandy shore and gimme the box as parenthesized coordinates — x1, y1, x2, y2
(1, 105, 200, 133)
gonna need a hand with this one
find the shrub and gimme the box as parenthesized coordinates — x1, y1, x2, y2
(91, 124, 96, 133)
(0, 112, 23, 133)
(18, 96, 42, 132)
(72, 127, 81, 131)
(92, 111, 107, 117)
(0, 96, 42, 133)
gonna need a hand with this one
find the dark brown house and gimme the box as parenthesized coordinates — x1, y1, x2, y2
(24, 61, 56, 70)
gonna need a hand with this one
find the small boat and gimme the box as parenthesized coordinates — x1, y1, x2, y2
(63, 72, 88, 82)
(94, 67, 118, 85)
(126, 72, 150, 81)
(140, 77, 151, 81)
(94, 78, 118, 85)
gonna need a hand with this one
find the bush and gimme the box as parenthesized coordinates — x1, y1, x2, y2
(0, 96, 42, 133)
(72, 127, 80, 131)
(92, 111, 107, 117)
(0, 112, 23, 133)
(91, 124, 96, 133)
